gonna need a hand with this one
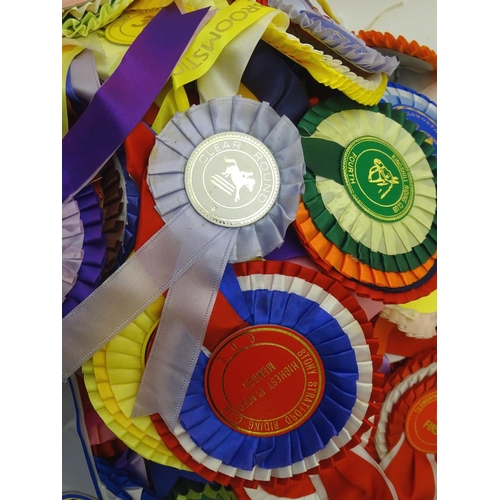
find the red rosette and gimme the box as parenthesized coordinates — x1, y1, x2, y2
(75, 373, 127, 459)
(232, 446, 399, 500)
(369, 348, 437, 500)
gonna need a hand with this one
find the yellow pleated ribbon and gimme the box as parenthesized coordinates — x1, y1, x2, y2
(82, 295, 192, 468)
(261, 22, 388, 105)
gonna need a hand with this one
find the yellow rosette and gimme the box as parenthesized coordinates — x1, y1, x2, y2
(261, 21, 388, 106)
(82, 295, 191, 468)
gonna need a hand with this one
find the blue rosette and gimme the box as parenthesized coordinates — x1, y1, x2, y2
(159, 260, 382, 484)
(381, 82, 437, 154)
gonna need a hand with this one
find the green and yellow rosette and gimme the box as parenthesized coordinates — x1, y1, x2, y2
(294, 92, 437, 303)
(63, 0, 135, 38)
(82, 295, 192, 469)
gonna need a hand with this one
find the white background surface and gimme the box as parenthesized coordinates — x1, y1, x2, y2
(327, 0, 437, 51)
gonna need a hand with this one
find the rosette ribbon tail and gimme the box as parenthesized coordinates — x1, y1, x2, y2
(62, 206, 231, 379)
(62, 4, 212, 204)
(132, 228, 238, 425)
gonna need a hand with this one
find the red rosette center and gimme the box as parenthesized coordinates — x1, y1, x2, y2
(204, 325, 325, 437)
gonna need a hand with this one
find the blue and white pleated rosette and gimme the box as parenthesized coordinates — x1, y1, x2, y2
(381, 82, 437, 153)
(267, 0, 399, 75)
(160, 260, 380, 484)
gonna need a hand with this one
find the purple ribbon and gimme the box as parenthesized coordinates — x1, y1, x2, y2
(62, 4, 211, 203)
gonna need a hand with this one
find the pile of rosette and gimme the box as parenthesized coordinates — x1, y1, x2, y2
(62, 0, 437, 498)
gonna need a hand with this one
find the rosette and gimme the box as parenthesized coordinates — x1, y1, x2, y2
(379, 305, 437, 339)
(62, 197, 84, 301)
(300, 172, 436, 279)
(96, 158, 127, 280)
(94, 455, 161, 500)
(357, 30, 437, 72)
(81, 295, 193, 469)
(152, 260, 383, 487)
(372, 348, 437, 500)
(166, 478, 237, 500)
(381, 82, 437, 154)
(241, 41, 312, 126)
(114, 146, 140, 267)
(148, 95, 303, 262)
(294, 204, 437, 304)
(62, 0, 135, 38)
(267, 0, 399, 75)
(76, 373, 127, 459)
(259, 15, 388, 105)
(372, 315, 436, 361)
(232, 445, 398, 500)
(293, 92, 437, 303)
(62, 184, 107, 316)
(63, 94, 305, 435)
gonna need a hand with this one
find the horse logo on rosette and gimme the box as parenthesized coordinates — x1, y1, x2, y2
(210, 156, 256, 202)
(368, 158, 400, 199)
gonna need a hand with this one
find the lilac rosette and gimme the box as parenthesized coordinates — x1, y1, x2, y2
(169, 263, 374, 482)
(147, 95, 305, 262)
(268, 0, 399, 75)
(62, 184, 107, 317)
(62, 198, 84, 301)
(381, 82, 437, 153)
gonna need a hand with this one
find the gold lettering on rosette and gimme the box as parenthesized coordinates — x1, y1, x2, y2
(347, 152, 357, 185)
(205, 325, 325, 437)
(242, 362, 276, 390)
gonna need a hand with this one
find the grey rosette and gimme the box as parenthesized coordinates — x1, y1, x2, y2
(147, 95, 306, 262)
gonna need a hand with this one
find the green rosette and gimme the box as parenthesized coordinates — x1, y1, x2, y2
(302, 170, 437, 273)
(166, 478, 237, 500)
(62, 0, 134, 38)
(298, 92, 437, 273)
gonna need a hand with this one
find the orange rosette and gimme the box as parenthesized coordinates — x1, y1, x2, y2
(369, 348, 437, 500)
(357, 31, 437, 71)
(295, 200, 437, 304)
(295, 199, 437, 288)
